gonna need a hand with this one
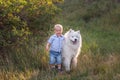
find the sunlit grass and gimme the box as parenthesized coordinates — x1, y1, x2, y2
(1, 54, 120, 80)
(0, 69, 39, 80)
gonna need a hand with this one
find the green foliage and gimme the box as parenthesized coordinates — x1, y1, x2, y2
(0, 0, 63, 49)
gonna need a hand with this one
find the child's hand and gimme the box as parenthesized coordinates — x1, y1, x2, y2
(46, 43, 50, 51)
(46, 46, 49, 51)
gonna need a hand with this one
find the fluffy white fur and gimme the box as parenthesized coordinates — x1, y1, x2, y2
(62, 29, 82, 72)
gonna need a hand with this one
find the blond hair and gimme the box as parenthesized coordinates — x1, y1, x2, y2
(54, 24, 63, 31)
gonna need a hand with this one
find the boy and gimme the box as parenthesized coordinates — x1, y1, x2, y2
(46, 24, 64, 72)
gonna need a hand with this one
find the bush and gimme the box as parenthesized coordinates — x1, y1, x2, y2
(0, 0, 63, 50)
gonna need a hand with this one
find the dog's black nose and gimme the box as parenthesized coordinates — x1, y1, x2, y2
(75, 39, 77, 41)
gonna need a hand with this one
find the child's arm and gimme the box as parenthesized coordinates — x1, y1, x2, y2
(46, 42, 50, 51)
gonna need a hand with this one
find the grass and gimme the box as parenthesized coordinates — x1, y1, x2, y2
(1, 23, 120, 80)
(1, 52, 120, 80)
(1, 0, 120, 80)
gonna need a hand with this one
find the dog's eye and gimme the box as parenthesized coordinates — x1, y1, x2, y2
(76, 36, 78, 38)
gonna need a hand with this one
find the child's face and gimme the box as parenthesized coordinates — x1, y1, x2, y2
(54, 27, 63, 36)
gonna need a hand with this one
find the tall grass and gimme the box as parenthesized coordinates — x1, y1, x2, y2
(0, 36, 49, 80)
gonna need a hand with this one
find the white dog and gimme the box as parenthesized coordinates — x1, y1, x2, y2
(62, 29, 82, 72)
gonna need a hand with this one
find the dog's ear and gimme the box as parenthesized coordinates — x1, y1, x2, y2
(69, 29, 72, 31)
(69, 29, 74, 33)
(77, 30, 80, 33)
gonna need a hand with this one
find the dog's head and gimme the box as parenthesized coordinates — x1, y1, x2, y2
(68, 29, 80, 44)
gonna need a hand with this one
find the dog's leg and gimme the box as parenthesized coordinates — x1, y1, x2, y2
(64, 58, 71, 72)
(72, 57, 77, 69)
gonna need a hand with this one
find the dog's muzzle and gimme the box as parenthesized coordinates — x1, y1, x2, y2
(72, 39, 77, 44)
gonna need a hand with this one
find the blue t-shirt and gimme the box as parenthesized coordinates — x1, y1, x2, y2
(48, 34, 64, 52)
